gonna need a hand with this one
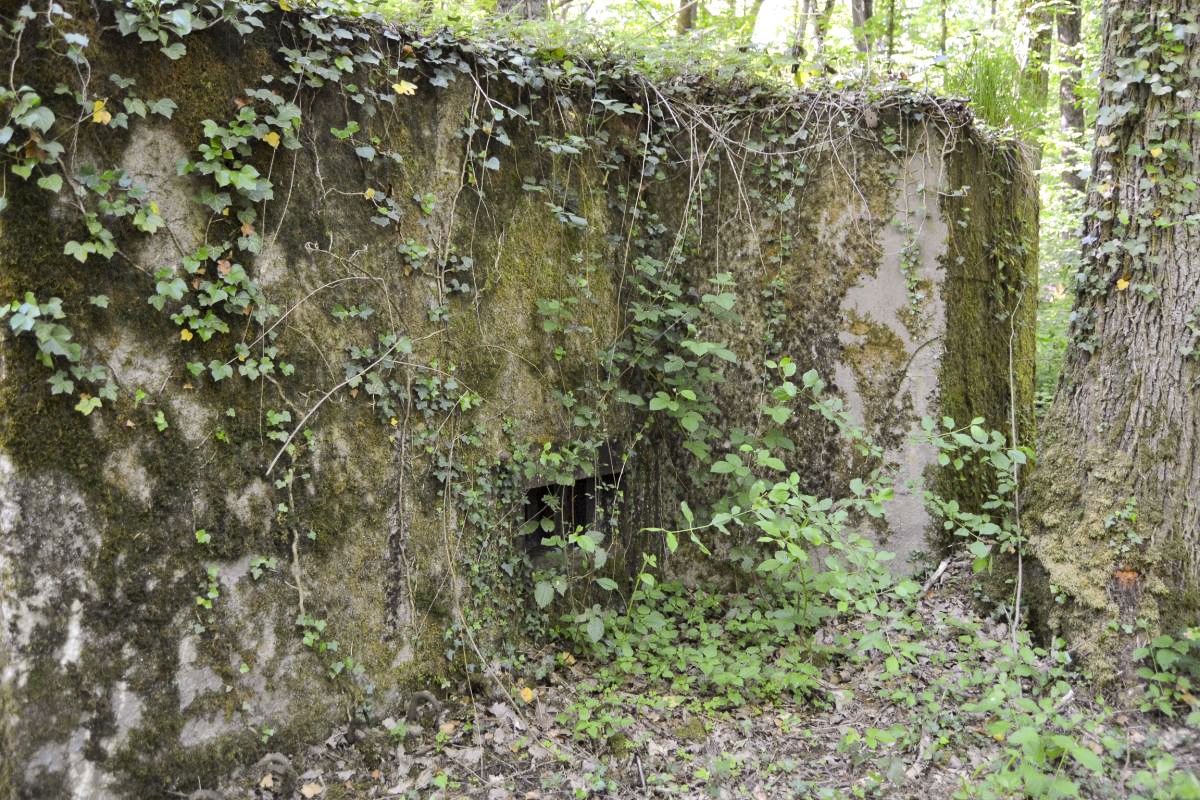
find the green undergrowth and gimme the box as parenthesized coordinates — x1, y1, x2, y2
(536, 395, 1199, 798)
(552, 571, 1199, 798)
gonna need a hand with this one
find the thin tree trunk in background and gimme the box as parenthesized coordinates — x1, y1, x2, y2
(1025, 0, 1200, 685)
(885, 0, 895, 66)
(496, 0, 548, 16)
(794, 0, 816, 56)
(939, 0, 947, 54)
(814, 0, 836, 57)
(851, 0, 874, 52)
(743, 0, 768, 40)
(677, 0, 698, 34)
(1020, 0, 1053, 167)
(1057, 0, 1086, 192)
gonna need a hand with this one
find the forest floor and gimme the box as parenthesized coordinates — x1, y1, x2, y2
(214, 560, 1199, 799)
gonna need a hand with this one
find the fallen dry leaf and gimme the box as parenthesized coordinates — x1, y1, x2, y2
(300, 782, 323, 798)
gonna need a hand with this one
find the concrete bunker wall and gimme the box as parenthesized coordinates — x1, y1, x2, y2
(0, 5, 1036, 796)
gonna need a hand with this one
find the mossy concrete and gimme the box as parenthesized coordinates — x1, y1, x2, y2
(0, 8, 1036, 797)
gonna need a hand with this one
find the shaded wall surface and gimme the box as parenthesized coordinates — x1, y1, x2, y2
(0, 4, 1037, 796)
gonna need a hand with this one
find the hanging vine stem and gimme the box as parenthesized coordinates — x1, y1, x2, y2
(1008, 288, 1026, 656)
(264, 328, 444, 476)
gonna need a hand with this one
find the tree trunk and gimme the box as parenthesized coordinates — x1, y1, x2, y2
(851, 0, 874, 53)
(743, 0, 768, 40)
(1024, 0, 1200, 684)
(1020, 0, 1053, 167)
(885, 0, 895, 65)
(496, 0, 549, 17)
(794, 0, 816, 56)
(1057, 0, 1086, 192)
(677, 0, 699, 35)
(939, 0, 947, 54)
(814, 0, 836, 57)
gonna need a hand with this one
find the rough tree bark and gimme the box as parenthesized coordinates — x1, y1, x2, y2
(1057, 0, 1087, 192)
(1025, 0, 1200, 683)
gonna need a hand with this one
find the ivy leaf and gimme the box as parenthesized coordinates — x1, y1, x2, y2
(48, 371, 73, 395)
(88, 294, 109, 308)
(391, 80, 417, 95)
(148, 98, 177, 118)
(64, 240, 90, 262)
(209, 360, 233, 381)
(22, 106, 54, 134)
(74, 395, 101, 415)
(91, 99, 111, 125)
(160, 42, 186, 60)
(36, 174, 62, 193)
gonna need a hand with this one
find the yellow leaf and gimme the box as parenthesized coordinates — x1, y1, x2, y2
(180, 328, 193, 341)
(389, 416, 397, 426)
(392, 80, 418, 96)
(518, 687, 534, 703)
(364, 187, 376, 200)
(1150, 146, 1163, 158)
(92, 99, 112, 125)
(278, 0, 293, 10)
(263, 131, 281, 148)
(1116, 277, 1131, 291)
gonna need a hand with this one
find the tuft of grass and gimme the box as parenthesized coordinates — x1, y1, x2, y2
(943, 43, 1044, 135)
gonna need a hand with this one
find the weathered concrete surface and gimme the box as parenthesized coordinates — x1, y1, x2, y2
(0, 5, 1036, 796)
